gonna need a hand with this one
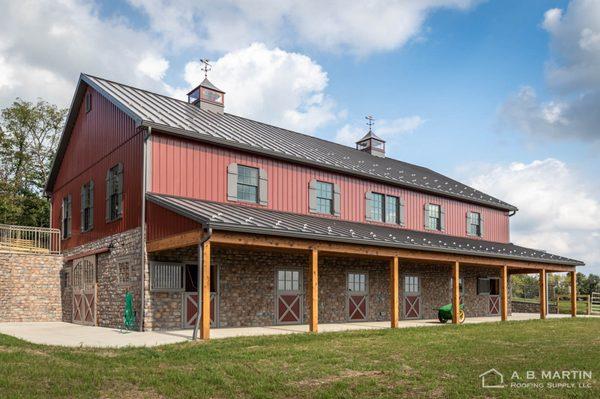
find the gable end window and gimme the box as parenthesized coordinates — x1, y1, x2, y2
(467, 211, 483, 237)
(316, 181, 334, 215)
(61, 195, 72, 239)
(424, 203, 444, 231)
(227, 163, 268, 205)
(106, 163, 123, 222)
(85, 92, 92, 113)
(309, 179, 340, 216)
(80, 181, 94, 232)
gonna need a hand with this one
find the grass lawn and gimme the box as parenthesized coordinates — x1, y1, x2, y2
(1, 319, 599, 398)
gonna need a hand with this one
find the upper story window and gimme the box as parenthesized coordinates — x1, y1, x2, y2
(227, 163, 268, 205)
(85, 92, 92, 113)
(80, 181, 94, 232)
(372, 193, 384, 222)
(467, 211, 482, 237)
(61, 195, 72, 239)
(237, 165, 259, 203)
(366, 191, 404, 225)
(106, 163, 123, 222)
(316, 181, 334, 215)
(425, 203, 443, 231)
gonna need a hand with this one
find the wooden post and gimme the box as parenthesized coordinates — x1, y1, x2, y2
(390, 257, 399, 328)
(308, 249, 319, 333)
(200, 241, 211, 340)
(501, 265, 508, 321)
(570, 271, 577, 318)
(452, 261, 460, 324)
(539, 269, 546, 320)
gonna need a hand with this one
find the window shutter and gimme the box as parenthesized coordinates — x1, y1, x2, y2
(117, 163, 123, 218)
(365, 191, 373, 221)
(333, 183, 341, 216)
(480, 215, 484, 237)
(80, 185, 86, 231)
(258, 168, 268, 205)
(105, 169, 111, 221)
(67, 195, 72, 237)
(61, 198, 65, 238)
(399, 198, 405, 226)
(423, 203, 429, 229)
(89, 181, 94, 228)
(440, 207, 446, 232)
(466, 212, 470, 235)
(227, 163, 238, 201)
(308, 179, 318, 213)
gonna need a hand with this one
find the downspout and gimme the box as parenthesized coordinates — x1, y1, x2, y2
(140, 126, 151, 331)
(193, 225, 213, 340)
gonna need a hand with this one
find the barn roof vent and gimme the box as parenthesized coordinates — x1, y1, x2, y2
(187, 59, 225, 114)
(356, 115, 385, 157)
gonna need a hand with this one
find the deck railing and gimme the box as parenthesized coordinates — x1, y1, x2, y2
(0, 224, 61, 255)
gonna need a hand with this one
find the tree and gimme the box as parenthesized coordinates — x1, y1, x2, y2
(0, 99, 66, 227)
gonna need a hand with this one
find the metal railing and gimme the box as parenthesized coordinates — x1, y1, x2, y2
(0, 224, 61, 255)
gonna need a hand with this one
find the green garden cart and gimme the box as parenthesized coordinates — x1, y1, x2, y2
(434, 303, 465, 324)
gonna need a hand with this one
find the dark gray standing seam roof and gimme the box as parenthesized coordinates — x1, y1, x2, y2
(146, 193, 583, 267)
(46, 73, 517, 212)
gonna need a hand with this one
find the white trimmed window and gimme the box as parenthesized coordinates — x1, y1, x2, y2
(150, 262, 184, 292)
(404, 276, 420, 294)
(424, 203, 444, 231)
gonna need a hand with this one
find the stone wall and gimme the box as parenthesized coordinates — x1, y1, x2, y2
(511, 300, 558, 314)
(0, 252, 63, 322)
(62, 228, 143, 328)
(145, 245, 512, 330)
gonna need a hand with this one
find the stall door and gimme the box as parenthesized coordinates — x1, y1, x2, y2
(488, 278, 501, 315)
(183, 263, 217, 328)
(403, 276, 421, 319)
(72, 255, 96, 326)
(276, 269, 302, 324)
(347, 272, 368, 321)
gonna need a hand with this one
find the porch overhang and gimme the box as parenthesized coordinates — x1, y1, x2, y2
(145, 193, 582, 273)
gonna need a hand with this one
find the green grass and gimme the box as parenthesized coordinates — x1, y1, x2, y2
(1, 319, 599, 398)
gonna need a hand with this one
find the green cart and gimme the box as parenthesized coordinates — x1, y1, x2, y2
(434, 303, 465, 324)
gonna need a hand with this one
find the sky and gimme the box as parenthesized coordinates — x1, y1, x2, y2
(0, 0, 599, 274)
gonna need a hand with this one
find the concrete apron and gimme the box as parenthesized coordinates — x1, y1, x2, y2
(0, 313, 578, 348)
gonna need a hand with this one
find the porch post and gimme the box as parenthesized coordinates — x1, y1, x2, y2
(570, 271, 577, 317)
(308, 249, 318, 333)
(452, 261, 460, 324)
(200, 241, 211, 340)
(390, 257, 399, 328)
(539, 269, 546, 320)
(501, 265, 508, 321)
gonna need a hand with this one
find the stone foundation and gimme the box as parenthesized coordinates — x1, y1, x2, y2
(0, 252, 63, 322)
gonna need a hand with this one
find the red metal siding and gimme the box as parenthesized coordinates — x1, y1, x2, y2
(146, 202, 200, 242)
(51, 87, 142, 250)
(151, 134, 510, 243)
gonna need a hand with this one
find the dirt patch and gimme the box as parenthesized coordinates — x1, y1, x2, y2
(100, 381, 165, 399)
(292, 369, 384, 388)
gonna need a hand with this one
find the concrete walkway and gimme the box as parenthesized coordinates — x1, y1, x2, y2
(0, 313, 580, 348)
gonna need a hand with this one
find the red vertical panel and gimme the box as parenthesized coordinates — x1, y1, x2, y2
(150, 134, 510, 243)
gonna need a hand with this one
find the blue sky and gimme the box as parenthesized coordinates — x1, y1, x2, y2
(0, 0, 598, 274)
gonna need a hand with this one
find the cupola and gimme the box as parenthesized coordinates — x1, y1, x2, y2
(356, 115, 385, 157)
(187, 59, 225, 114)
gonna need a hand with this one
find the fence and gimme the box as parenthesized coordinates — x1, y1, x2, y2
(592, 293, 600, 315)
(0, 224, 61, 255)
(555, 295, 592, 315)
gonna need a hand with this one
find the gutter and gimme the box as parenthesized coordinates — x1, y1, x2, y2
(192, 224, 213, 340)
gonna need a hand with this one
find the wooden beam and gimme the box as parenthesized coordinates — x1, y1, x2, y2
(570, 271, 577, 318)
(452, 261, 460, 324)
(539, 269, 546, 320)
(390, 257, 399, 328)
(200, 241, 211, 340)
(501, 265, 508, 321)
(147, 229, 578, 272)
(308, 249, 319, 333)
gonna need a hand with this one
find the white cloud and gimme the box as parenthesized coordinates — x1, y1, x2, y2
(128, 0, 481, 56)
(499, 0, 600, 141)
(136, 55, 169, 81)
(183, 43, 337, 133)
(0, 0, 169, 107)
(335, 116, 425, 146)
(466, 159, 600, 274)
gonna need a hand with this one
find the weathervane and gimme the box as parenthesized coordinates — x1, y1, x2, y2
(365, 115, 375, 131)
(199, 58, 212, 78)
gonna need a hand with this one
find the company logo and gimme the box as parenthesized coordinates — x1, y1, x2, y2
(479, 368, 505, 389)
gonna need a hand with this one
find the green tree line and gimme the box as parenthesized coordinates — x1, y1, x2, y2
(512, 272, 600, 298)
(0, 99, 67, 227)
